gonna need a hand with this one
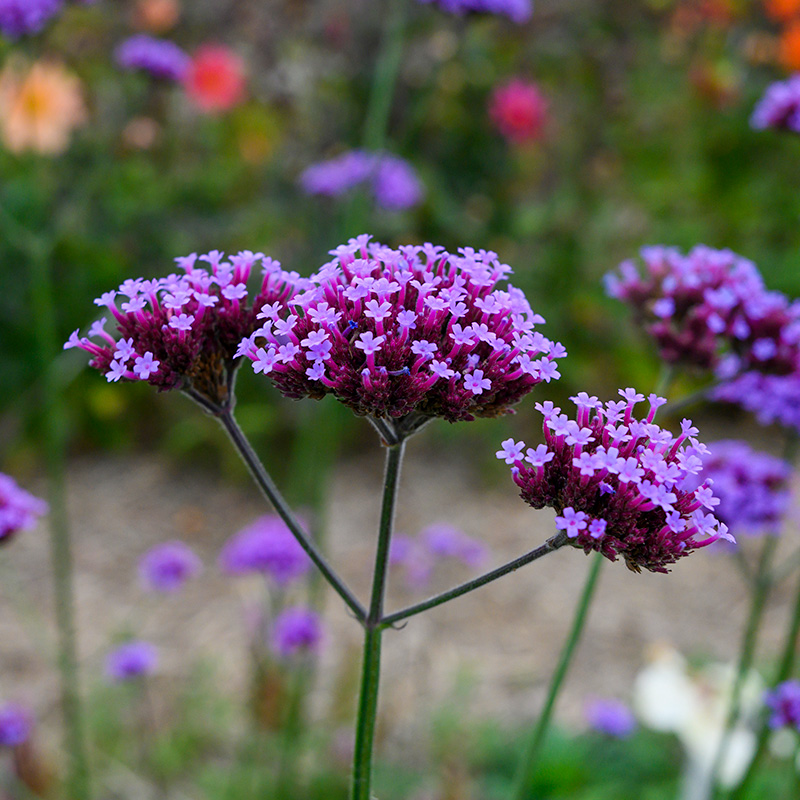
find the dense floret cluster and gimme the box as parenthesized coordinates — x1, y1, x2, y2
(0, 473, 47, 544)
(105, 641, 158, 682)
(417, 0, 533, 24)
(238, 235, 565, 423)
(497, 389, 732, 573)
(139, 540, 203, 592)
(115, 34, 190, 81)
(713, 372, 800, 434)
(65, 250, 295, 407)
(0, 0, 61, 38)
(605, 245, 800, 378)
(270, 607, 323, 659)
(751, 74, 800, 133)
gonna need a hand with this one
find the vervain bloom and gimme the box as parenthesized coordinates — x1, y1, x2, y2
(489, 78, 548, 144)
(239, 235, 564, 425)
(64, 250, 296, 408)
(105, 641, 158, 681)
(764, 680, 800, 729)
(183, 44, 246, 113)
(115, 34, 190, 82)
(584, 697, 636, 738)
(0, 0, 61, 38)
(416, 0, 533, 24)
(713, 371, 800, 433)
(139, 540, 202, 592)
(300, 150, 424, 211)
(498, 389, 732, 573)
(270, 606, 323, 659)
(751, 74, 800, 133)
(0, 703, 32, 747)
(690, 440, 791, 537)
(0, 59, 86, 155)
(605, 245, 800, 378)
(218, 515, 311, 585)
(0, 473, 47, 545)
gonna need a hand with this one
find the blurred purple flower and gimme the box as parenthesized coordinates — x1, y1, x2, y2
(0, 473, 47, 545)
(270, 606, 323, 659)
(713, 372, 800, 434)
(139, 540, 202, 592)
(115, 34, 190, 82)
(420, 523, 489, 568)
(751, 75, 800, 133)
(584, 697, 636, 738)
(0, 0, 62, 38)
(105, 641, 158, 682)
(0, 703, 32, 747)
(764, 680, 800, 729)
(373, 155, 424, 210)
(417, 0, 532, 23)
(218, 514, 311, 585)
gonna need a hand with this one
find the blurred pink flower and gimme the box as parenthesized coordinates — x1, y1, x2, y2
(489, 78, 547, 145)
(184, 44, 245, 113)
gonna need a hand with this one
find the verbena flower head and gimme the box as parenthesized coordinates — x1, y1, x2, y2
(0, 703, 32, 747)
(751, 74, 800, 133)
(218, 514, 311, 585)
(184, 44, 246, 113)
(497, 389, 733, 573)
(0, 0, 61, 38)
(105, 640, 158, 682)
(139, 540, 203, 592)
(299, 151, 424, 211)
(713, 371, 800, 434)
(270, 606, 323, 659)
(692, 440, 792, 537)
(416, 0, 533, 24)
(65, 250, 296, 409)
(239, 235, 564, 428)
(584, 697, 636, 738)
(115, 34, 190, 82)
(489, 78, 548, 144)
(764, 680, 800, 729)
(0, 473, 47, 545)
(605, 245, 800, 378)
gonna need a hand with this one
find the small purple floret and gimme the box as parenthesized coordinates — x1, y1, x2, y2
(0, 473, 48, 545)
(115, 35, 190, 82)
(270, 606, 323, 659)
(584, 697, 636, 738)
(764, 680, 800, 729)
(139, 540, 203, 592)
(105, 641, 158, 682)
(0, 703, 32, 747)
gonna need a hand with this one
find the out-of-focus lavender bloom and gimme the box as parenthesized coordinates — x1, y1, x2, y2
(0, 473, 47, 545)
(0, 703, 32, 747)
(218, 515, 311, 585)
(105, 641, 158, 682)
(498, 389, 733, 573)
(299, 150, 424, 211)
(417, 0, 532, 24)
(751, 75, 800, 133)
(584, 697, 636, 738)
(270, 606, 323, 659)
(0, 0, 62, 38)
(420, 523, 489, 568)
(139, 540, 202, 592)
(764, 680, 800, 729)
(115, 34, 190, 82)
(692, 440, 791, 537)
(713, 372, 800, 434)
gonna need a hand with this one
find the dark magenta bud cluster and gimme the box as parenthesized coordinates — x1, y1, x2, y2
(497, 389, 733, 573)
(238, 235, 564, 423)
(605, 245, 800, 378)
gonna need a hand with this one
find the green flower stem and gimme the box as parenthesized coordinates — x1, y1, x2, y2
(511, 553, 604, 800)
(351, 440, 406, 800)
(381, 532, 569, 629)
(217, 409, 366, 623)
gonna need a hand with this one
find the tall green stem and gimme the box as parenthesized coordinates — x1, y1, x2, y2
(511, 553, 604, 799)
(351, 440, 406, 800)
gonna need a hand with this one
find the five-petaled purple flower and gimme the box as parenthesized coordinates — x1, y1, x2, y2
(218, 514, 311, 585)
(0, 703, 32, 747)
(239, 235, 564, 425)
(270, 606, 323, 659)
(584, 697, 636, 738)
(498, 389, 733, 573)
(139, 540, 203, 592)
(416, 0, 533, 24)
(115, 35, 191, 82)
(0, 473, 48, 545)
(105, 640, 158, 682)
(751, 75, 800, 134)
(764, 680, 800, 730)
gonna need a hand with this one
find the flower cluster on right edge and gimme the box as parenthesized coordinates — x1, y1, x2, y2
(497, 389, 733, 573)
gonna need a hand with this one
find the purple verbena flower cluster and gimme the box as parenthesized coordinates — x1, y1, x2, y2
(0, 0, 61, 38)
(238, 235, 564, 423)
(751, 75, 800, 134)
(218, 514, 311, 585)
(0, 473, 47, 545)
(712, 372, 800, 434)
(764, 680, 800, 729)
(139, 540, 202, 592)
(497, 389, 733, 573)
(692, 440, 791, 537)
(0, 703, 32, 748)
(417, 0, 533, 24)
(105, 640, 158, 682)
(584, 697, 636, 738)
(270, 606, 323, 659)
(115, 34, 190, 82)
(605, 245, 800, 378)
(299, 150, 424, 211)
(65, 250, 295, 407)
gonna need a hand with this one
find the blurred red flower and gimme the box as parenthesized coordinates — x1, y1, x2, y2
(488, 78, 547, 145)
(779, 21, 800, 71)
(765, 0, 800, 22)
(184, 44, 246, 113)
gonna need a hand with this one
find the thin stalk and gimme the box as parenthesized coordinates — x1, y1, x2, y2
(381, 532, 569, 628)
(351, 441, 406, 800)
(511, 553, 604, 800)
(217, 409, 366, 622)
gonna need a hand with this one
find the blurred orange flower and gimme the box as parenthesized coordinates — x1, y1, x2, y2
(183, 45, 246, 114)
(765, 0, 800, 22)
(133, 0, 181, 34)
(0, 59, 86, 155)
(779, 21, 800, 70)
